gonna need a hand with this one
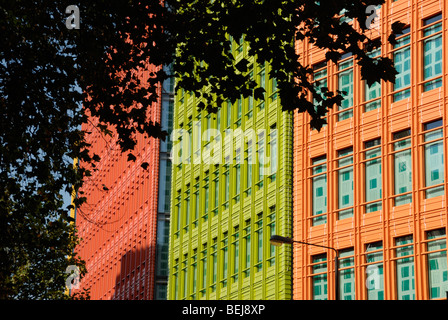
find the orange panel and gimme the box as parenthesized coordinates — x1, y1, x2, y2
(294, 0, 448, 300)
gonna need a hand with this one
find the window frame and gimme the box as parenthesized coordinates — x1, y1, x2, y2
(310, 253, 328, 300)
(421, 13, 443, 92)
(310, 155, 328, 226)
(362, 138, 383, 213)
(422, 228, 448, 299)
(336, 147, 354, 220)
(421, 119, 444, 199)
(391, 129, 413, 206)
(363, 47, 382, 112)
(391, 26, 411, 102)
(335, 53, 354, 121)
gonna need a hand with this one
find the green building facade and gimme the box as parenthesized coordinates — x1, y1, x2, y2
(167, 38, 293, 300)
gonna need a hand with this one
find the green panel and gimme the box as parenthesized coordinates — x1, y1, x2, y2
(167, 37, 293, 300)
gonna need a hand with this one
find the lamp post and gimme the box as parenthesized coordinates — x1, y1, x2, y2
(270, 235, 339, 300)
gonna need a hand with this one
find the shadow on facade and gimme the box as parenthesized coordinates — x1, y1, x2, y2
(112, 245, 157, 300)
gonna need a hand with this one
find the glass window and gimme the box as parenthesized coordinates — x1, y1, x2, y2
(186, 126, 192, 165)
(365, 241, 384, 300)
(156, 219, 170, 277)
(312, 156, 327, 226)
(213, 175, 219, 216)
(193, 183, 199, 228)
(217, 108, 221, 132)
(269, 124, 277, 182)
(226, 100, 232, 128)
(200, 243, 207, 297)
(364, 48, 382, 111)
(393, 129, 412, 206)
(182, 255, 188, 299)
(339, 248, 355, 300)
(236, 35, 244, 54)
(255, 213, 263, 272)
(195, 116, 202, 157)
(395, 235, 415, 300)
(157, 159, 172, 213)
(173, 259, 179, 299)
(313, 61, 328, 106)
(174, 135, 183, 168)
(312, 61, 328, 127)
(245, 140, 253, 196)
(155, 283, 167, 300)
(259, 68, 266, 102)
(160, 97, 174, 152)
(184, 189, 190, 233)
(205, 114, 211, 141)
(267, 205, 276, 267)
(423, 14, 443, 92)
(243, 219, 251, 278)
(221, 232, 228, 288)
(337, 53, 354, 121)
(257, 131, 265, 189)
(191, 250, 197, 299)
(203, 175, 209, 221)
(312, 254, 328, 300)
(393, 27, 411, 101)
(224, 166, 230, 209)
(270, 76, 278, 102)
(247, 67, 254, 119)
(364, 139, 382, 213)
(426, 229, 448, 299)
(175, 191, 181, 235)
(236, 96, 242, 128)
(234, 149, 241, 203)
(232, 226, 239, 283)
(211, 238, 217, 292)
(423, 119, 444, 198)
(337, 148, 354, 220)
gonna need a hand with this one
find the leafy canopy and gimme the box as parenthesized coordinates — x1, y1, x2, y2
(0, 0, 401, 299)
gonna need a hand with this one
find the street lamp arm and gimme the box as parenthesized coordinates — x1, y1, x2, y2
(291, 239, 339, 257)
(270, 234, 339, 300)
(270, 235, 338, 256)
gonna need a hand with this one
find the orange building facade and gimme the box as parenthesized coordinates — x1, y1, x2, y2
(74, 65, 174, 300)
(293, 0, 448, 300)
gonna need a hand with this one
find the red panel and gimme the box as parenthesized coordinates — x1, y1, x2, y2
(74, 64, 162, 300)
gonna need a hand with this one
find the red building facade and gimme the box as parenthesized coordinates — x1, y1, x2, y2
(74, 65, 173, 300)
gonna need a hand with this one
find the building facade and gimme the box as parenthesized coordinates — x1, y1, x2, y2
(74, 65, 174, 300)
(293, 0, 448, 300)
(167, 38, 293, 299)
